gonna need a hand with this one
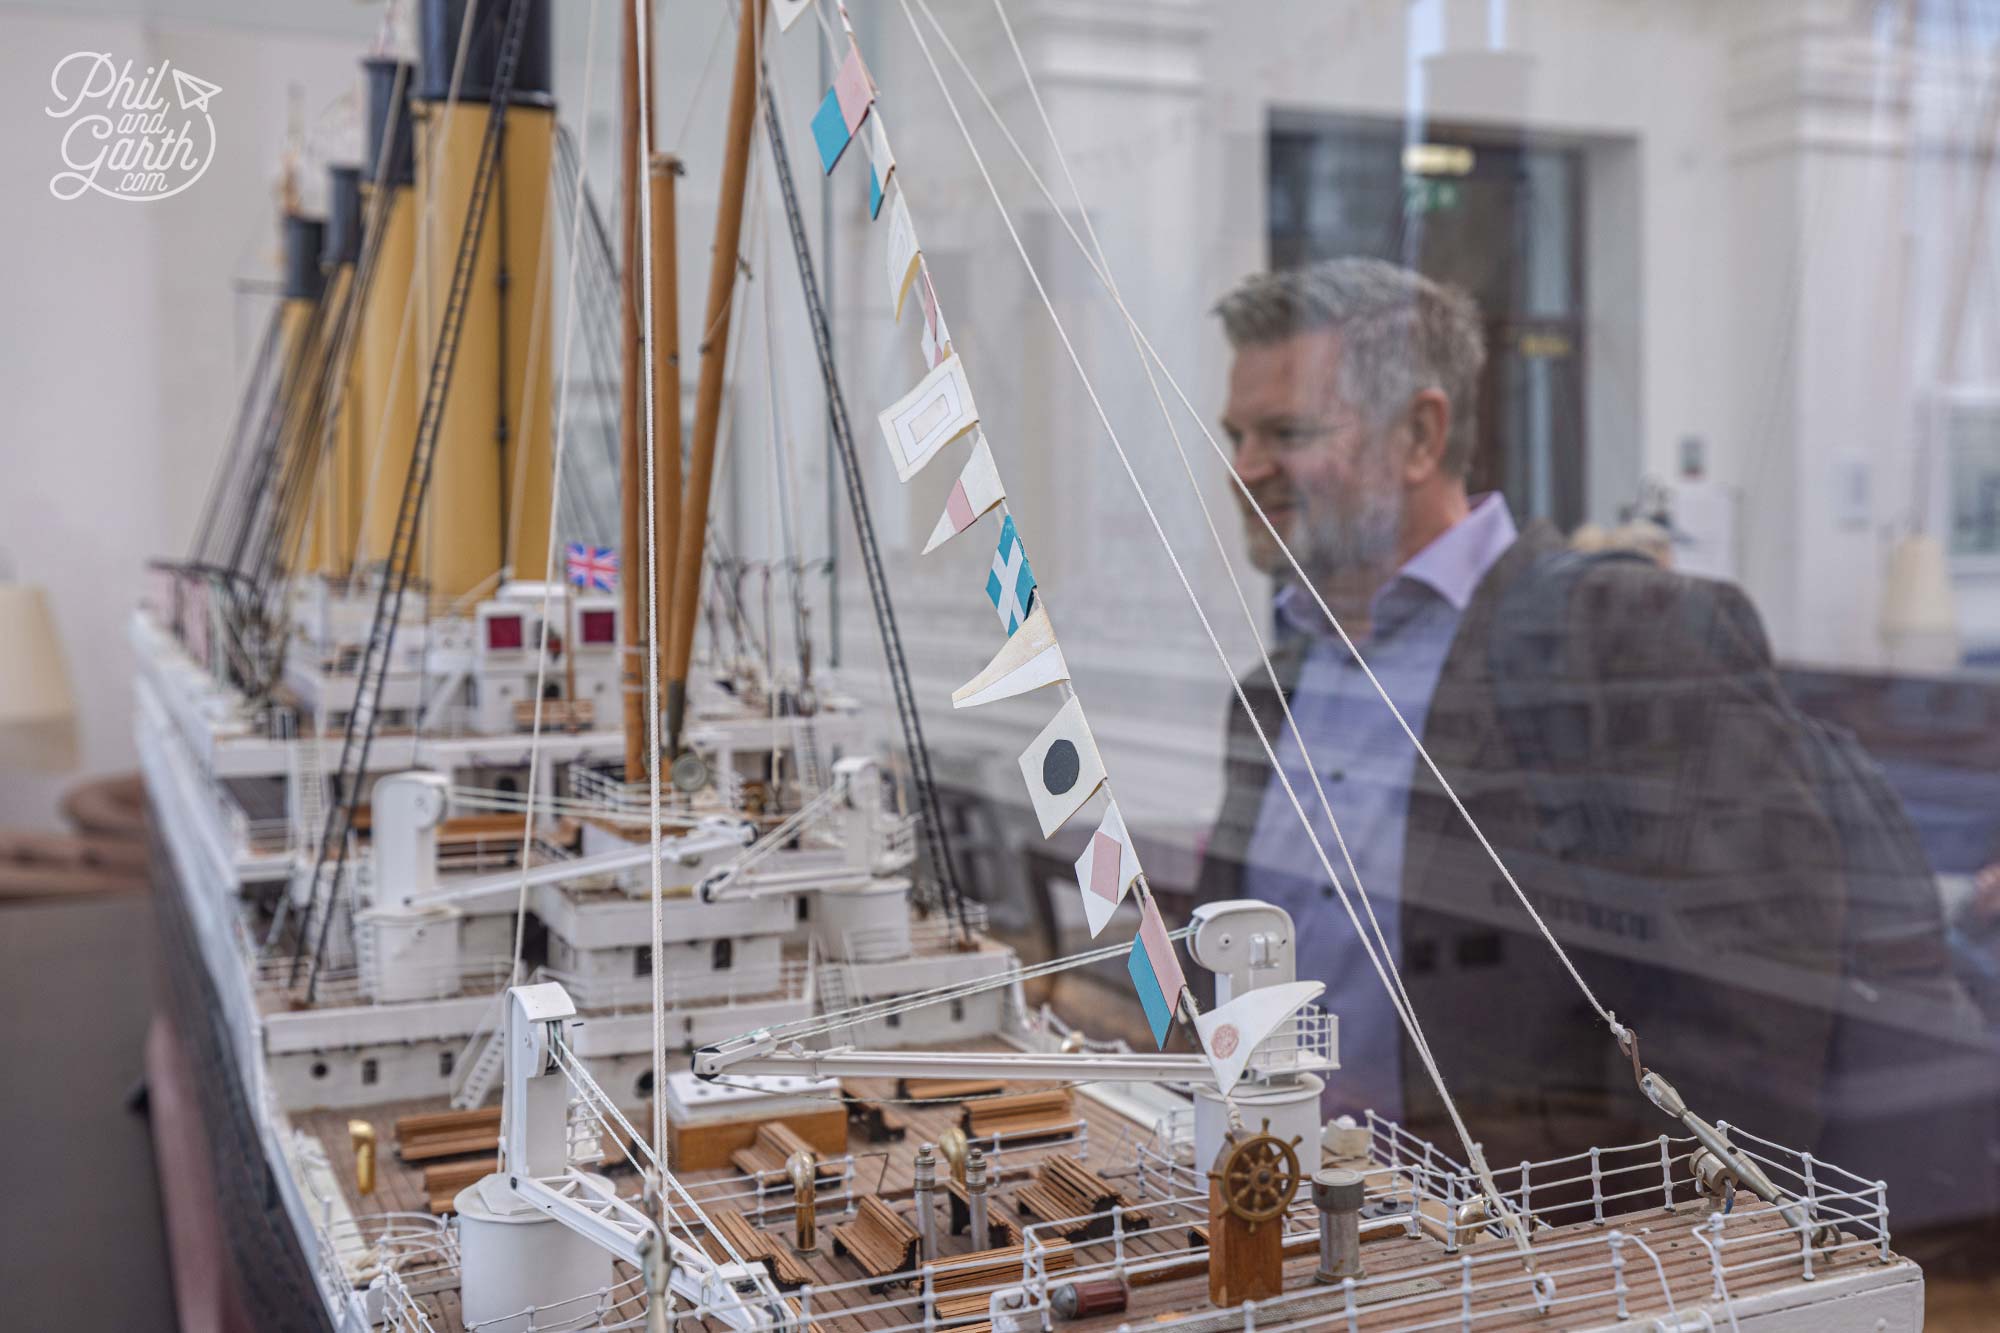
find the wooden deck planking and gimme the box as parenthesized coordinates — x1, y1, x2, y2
(295, 1081, 1902, 1333)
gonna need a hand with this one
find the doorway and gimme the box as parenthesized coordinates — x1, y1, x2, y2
(1267, 115, 1587, 530)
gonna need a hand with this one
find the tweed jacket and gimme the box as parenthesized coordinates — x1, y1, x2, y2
(1194, 521, 1873, 1170)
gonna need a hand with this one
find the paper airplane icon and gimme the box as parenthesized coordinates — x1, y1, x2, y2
(171, 68, 221, 114)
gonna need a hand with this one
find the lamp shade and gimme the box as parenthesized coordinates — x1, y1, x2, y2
(0, 583, 79, 773)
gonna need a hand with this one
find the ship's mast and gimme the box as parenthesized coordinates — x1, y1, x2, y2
(664, 1, 764, 764)
(648, 150, 683, 759)
(617, 0, 650, 780)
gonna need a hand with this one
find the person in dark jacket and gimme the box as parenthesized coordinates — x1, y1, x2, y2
(1195, 259, 1989, 1210)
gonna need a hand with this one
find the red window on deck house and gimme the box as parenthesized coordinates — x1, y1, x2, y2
(485, 614, 525, 651)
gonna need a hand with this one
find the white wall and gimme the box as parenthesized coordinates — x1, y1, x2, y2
(0, 4, 370, 826)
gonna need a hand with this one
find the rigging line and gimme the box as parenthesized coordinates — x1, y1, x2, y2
(758, 194, 790, 586)
(951, 0, 1494, 1228)
(709, 187, 778, 681)
(229, 297, 327, 582)
(764, 925, 1194, 1045)
(248, 293, 351, 686)
(404, 0, 548, 772)
(758, 55, 969, 933)
(547, 134, 627, 541)
(634, 0, 676, 1184)
(703, 1073, 1170, 1107)
(938, 490, 1200, 1030)
(318, 52, 420, 572)
(295, 0, 521, 985)
(911, 0, 1614, 1049)
(551, 131, 628, 541)
(510, 0, 605, 987)
(890, 0, 1534, 1243)
(670, 4, 732, 153)
(969, 0, 1438, 1118)
(192, 306, 285, 567)
(501, 163, 561, 586)
(756, 167, 813, 685)
(549, 1044, 758, 1274)
(810, 0, 841, 50)
(348, 57, 426, 570)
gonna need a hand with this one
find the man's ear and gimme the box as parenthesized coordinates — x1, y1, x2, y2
(1400, 388, 1452, 484)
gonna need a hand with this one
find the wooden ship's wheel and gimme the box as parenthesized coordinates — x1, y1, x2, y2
(1209, 1121, 1303, 1234)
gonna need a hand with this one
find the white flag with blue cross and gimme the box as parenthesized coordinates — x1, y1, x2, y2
(986, 515, 1037, 633)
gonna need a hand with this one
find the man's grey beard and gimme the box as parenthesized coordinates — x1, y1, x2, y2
(1290, 483, 1405, 584)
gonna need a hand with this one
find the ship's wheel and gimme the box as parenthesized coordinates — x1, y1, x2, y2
(1209, 1120, 1302, 1232)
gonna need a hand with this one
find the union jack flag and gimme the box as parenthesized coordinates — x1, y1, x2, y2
(564, 543, 618, 592)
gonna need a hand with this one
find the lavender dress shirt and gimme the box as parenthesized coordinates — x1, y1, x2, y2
(1241, 494, 1519, 1124)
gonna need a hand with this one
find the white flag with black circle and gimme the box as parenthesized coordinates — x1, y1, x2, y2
(1017, 695, 1108, 838)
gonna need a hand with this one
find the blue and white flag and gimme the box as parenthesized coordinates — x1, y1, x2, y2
(986, 515, 1036, 634)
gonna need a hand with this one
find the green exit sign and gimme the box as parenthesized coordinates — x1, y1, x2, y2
(1403, 177, 1461, 214)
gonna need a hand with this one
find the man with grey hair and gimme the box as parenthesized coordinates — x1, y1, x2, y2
(1193, 257, 1962, 1186)
(1213, 257, 1489, 613)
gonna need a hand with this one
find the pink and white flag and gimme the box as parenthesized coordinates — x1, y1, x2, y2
(831, 42, 874, 133)
(923, 435, 1005, 553)
(1073, 799, 1142, 938)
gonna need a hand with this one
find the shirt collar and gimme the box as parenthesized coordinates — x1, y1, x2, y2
(1275, 493, 1518, 637)
(1393, 492, 1518, 613)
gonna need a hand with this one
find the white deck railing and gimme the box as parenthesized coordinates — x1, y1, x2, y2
(538, 959, 813, 1016)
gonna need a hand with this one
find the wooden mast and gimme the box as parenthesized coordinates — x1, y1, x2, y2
(650, 152, 684, 732)
(665, 0, 762, 762)
(618, 0, 653, 780)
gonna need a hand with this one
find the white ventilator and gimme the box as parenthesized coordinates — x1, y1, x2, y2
(354, 771, 463, 1004)
(457, 981, 785, 1333)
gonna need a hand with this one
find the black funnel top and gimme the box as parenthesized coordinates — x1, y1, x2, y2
(323, 165, 362, 267)
(416, 0, 554, 106)
(283, 214, 327, 302)
(363, 58, 416, 187)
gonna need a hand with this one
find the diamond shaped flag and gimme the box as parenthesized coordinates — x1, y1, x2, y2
(985, 514, 1036, 634)
(811, 42, 873, 174)
(1017, 695, 1107, 838)
(923, 434, 1004, 554)
(1072, 799, 1141, 938)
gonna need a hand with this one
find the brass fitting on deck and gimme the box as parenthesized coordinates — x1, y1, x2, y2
(349, 1119, 377, 1196)
(788, 1149, 818, 1252)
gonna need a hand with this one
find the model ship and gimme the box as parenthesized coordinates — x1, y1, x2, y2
(134, 1, 1927, 1330)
